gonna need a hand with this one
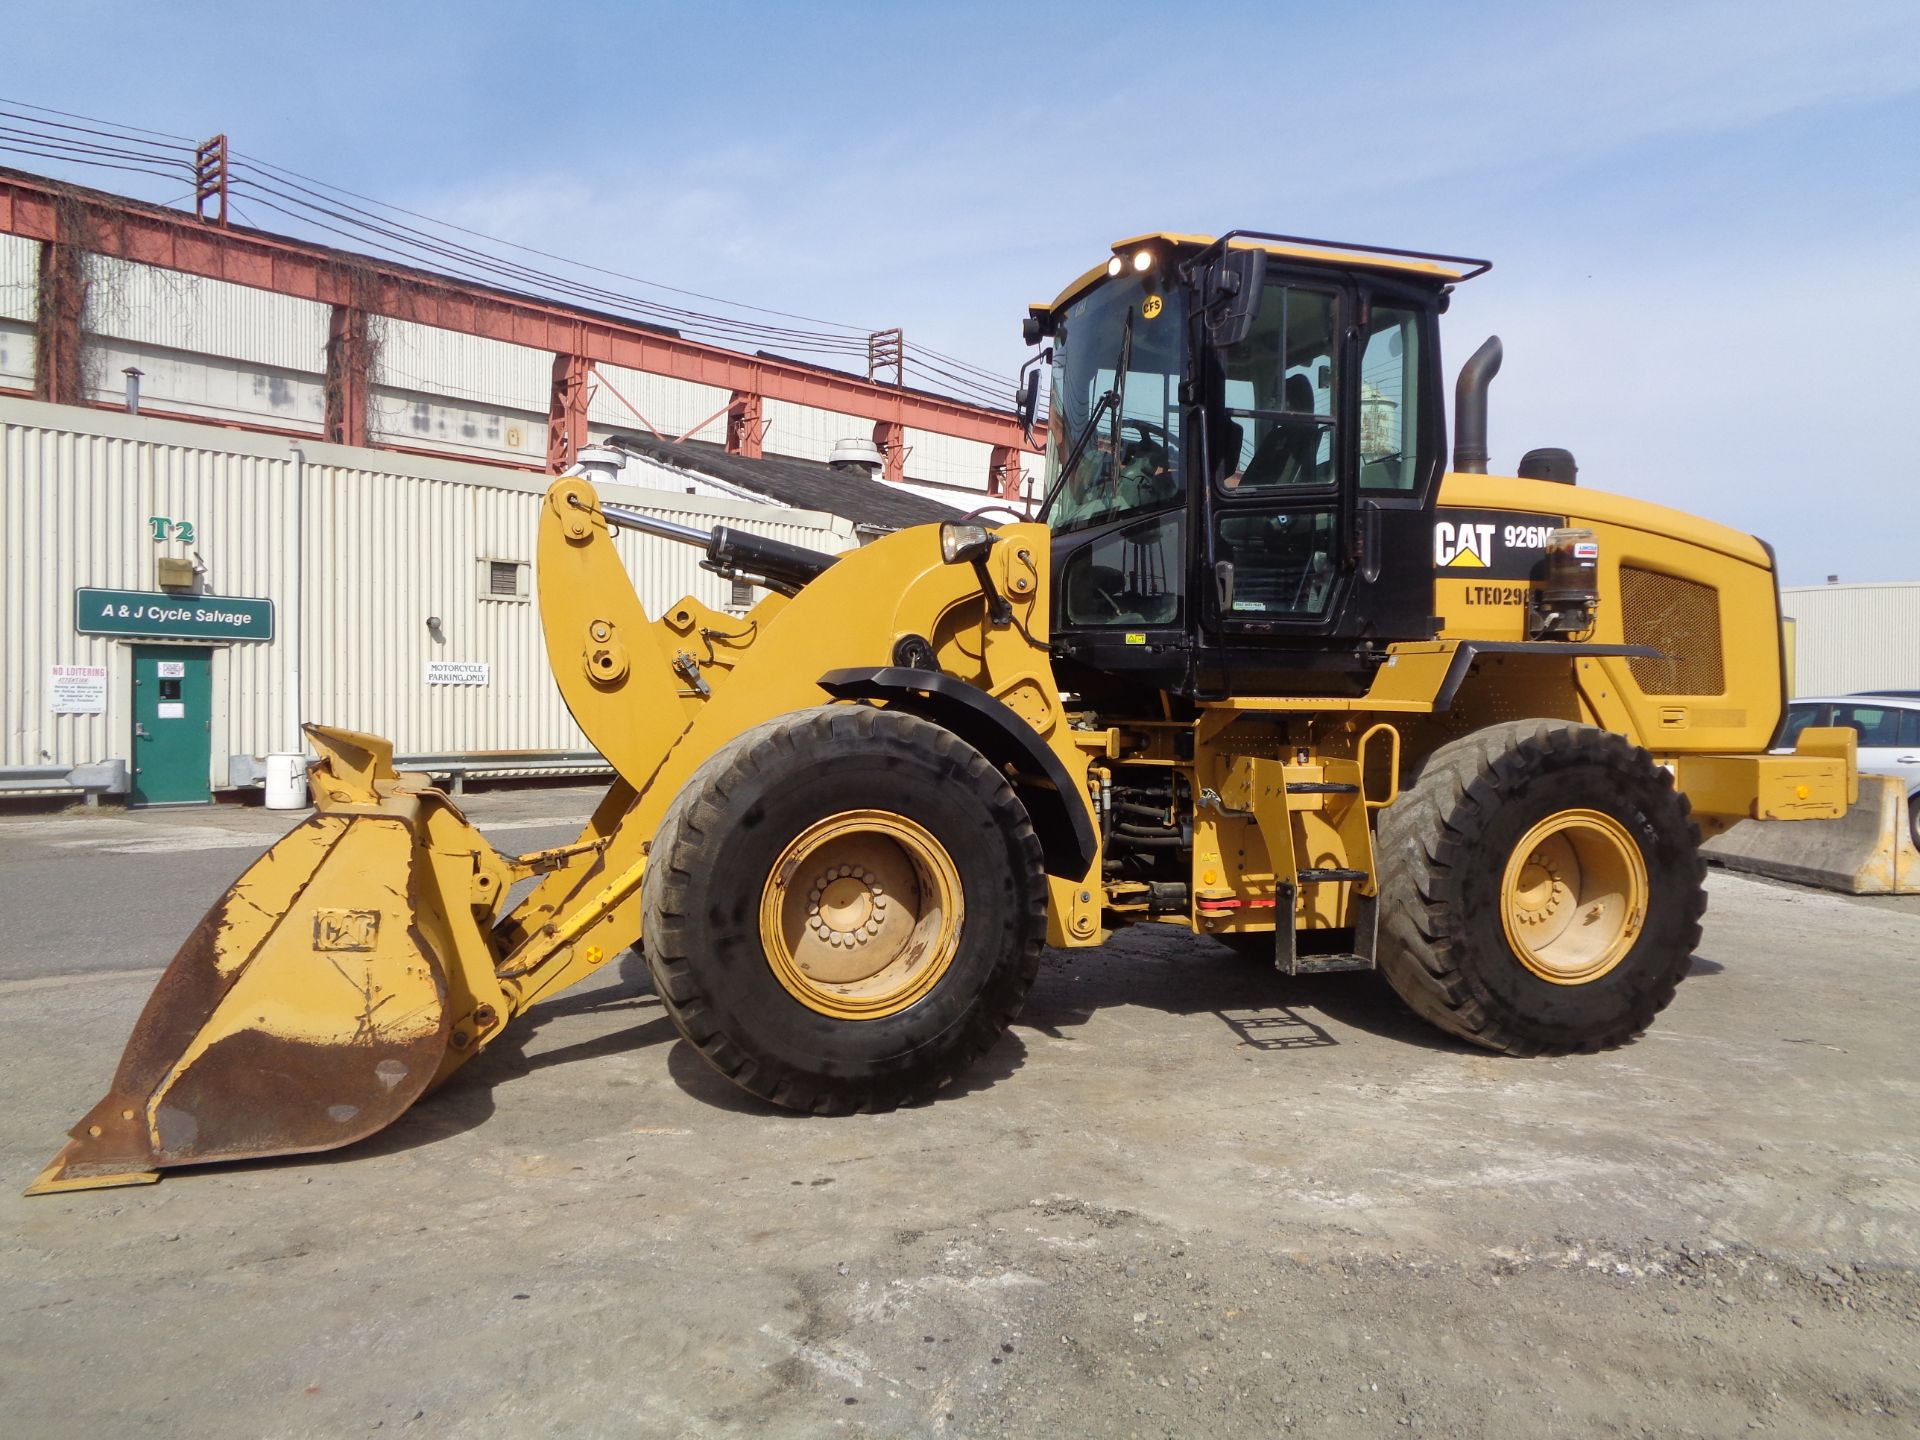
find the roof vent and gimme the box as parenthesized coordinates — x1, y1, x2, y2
(571, 445, 627, 486)
(828, 437, 885, 473)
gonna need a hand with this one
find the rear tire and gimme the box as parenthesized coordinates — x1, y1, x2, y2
(642, 704, 1046, 1113)
(1375, 720, 1704, 1056)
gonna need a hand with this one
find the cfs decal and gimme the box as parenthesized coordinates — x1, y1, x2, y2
(1141, 295, 1164, 320)
(1432, 509, 1565, 581)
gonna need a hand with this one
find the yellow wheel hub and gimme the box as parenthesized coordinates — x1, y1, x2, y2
(759, 809, 963, 1019)
(1499, 809, 1648, 985)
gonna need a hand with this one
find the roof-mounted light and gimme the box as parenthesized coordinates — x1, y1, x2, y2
(1106, 256, 1123, 278)
(1132, 249, 1154, 273)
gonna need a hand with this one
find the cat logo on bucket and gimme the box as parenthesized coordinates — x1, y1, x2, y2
(1434, 520, 1495, 568)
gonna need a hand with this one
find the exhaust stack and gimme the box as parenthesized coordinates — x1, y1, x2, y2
(1452, 335, 1503, 474)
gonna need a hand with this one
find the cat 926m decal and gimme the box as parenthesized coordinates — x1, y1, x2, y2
(1432, 509, 1566, 580)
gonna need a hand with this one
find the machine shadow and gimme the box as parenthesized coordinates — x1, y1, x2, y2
(258, 929, 1724, 1181)
(1016, 931, 1475, 1057)
(301, 950, 673, 1167)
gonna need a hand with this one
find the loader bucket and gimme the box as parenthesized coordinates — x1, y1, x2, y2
(28, 728, 489, 1195)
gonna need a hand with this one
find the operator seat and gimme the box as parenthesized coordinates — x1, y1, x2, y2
(1240, 374, 1323, 487)
(1211, 415, 1246, 483)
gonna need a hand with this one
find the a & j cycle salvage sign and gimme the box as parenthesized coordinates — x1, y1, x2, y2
(75, 588, 275, 641)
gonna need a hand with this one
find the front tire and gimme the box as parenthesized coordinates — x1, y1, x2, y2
(1375, 720, 1705, 1056)
(642, 705, 1046, 1113)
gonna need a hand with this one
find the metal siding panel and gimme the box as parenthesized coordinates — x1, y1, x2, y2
(586, 363, 732, 441)
(0, 319, 32, 388)
(82, 256, 327, 371)
(375, 320, 551, 411)
(0, 406, 292, 776)
(0, 232, 39, 323)
(0, 396, 856, 776)
(370, 316, 552, 462)
(762, 399, 871, 462)
(1780, 583, 1920, 695)
(82, 337, 327, 432)
(902, 426, 994, 492)
(367, 383, 547, 463)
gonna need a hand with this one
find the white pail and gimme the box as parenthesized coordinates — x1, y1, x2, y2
(264, 752, 309, 810)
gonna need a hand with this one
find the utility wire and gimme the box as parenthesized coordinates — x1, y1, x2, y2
(227, 167, 873, 351)
(232, 149, 877, 335)
(0, 96, 197, 142)
(0, 97, 1027, 411)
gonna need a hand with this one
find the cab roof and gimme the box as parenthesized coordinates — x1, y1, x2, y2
(1043, 230, 1492, 314)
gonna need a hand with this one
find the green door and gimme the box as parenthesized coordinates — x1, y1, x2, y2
(131, 645, 213, 806)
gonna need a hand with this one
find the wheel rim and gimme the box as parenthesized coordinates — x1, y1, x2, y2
(759, 809, 963, 1020)
(1499, 809, 1648, 985)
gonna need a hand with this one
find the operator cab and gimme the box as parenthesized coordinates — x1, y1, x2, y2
(1022, 231, 1488, 702)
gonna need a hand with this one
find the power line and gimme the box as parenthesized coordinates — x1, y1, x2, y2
(226, 167, 874, 352)
(0, 96, 197, 143)
(0, 96, 1028, 412)
(232, 149, 878, 336)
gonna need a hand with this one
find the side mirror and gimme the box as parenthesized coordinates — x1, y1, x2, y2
(1014, 352, 1048, 445)
(1202, 247, 1267, 350)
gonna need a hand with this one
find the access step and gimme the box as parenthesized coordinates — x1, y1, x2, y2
(1286, 953, 1375, 976)
(1296, 867, 1369, 883)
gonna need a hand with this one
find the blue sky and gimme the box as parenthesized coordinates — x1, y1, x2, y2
(8, 0, 1918, 583)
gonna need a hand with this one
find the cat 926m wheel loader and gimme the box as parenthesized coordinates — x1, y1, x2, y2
(32, 230, 1859, 1194)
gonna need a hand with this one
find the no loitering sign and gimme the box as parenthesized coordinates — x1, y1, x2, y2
(75, 587, 274, 641)
(49, 664, 108, 714)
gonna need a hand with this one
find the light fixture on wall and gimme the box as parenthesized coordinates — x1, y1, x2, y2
(425, 615, 445, 643)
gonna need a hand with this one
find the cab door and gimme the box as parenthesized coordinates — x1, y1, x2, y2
(1198, 273, 1442, 677)
(1202, 277, 1347, 634)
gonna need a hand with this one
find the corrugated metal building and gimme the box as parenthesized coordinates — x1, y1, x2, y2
(0, 222, 1036, 499)
(1, 394, 857, 800)
(1781, 581, 1920, 695)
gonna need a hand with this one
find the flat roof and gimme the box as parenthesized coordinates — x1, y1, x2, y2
(1046, 231, 1490, 313)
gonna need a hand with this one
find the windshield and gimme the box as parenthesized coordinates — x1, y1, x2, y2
(1042, 274, 1186, 535)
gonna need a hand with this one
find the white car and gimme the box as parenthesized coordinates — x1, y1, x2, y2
(1779, 694, 1920, 845)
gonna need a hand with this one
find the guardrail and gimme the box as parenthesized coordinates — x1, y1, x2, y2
(0, 760, 131, 805)
(230, 751, 612, 798)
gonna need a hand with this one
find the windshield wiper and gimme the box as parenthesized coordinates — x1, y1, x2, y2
(1037, 307, 1136, 525)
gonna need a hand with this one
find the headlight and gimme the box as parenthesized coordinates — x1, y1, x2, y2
(940, 522, 998, 565)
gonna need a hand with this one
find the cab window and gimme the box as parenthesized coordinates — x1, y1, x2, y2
(1359, 305, 1422, 491)
(1216, 285, 1336, 490)
(1060, 513, 1184, 628)
(1043, 277, 1184, 537)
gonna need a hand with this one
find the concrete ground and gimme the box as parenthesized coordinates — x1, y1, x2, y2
(2, 789, 1917, 1439)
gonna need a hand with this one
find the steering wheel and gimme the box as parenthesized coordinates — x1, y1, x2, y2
(1119, 418, 1170, 459)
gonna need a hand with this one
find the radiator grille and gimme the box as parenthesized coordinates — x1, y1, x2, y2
(1620, 566, 1724, 695)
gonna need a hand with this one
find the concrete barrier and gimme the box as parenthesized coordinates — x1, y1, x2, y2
(1703, 773, 1919, 895)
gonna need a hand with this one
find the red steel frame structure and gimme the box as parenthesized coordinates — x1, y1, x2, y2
(0, 168, 1036, 492)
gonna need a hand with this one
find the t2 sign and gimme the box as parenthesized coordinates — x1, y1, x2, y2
(148, 516, 197, 544)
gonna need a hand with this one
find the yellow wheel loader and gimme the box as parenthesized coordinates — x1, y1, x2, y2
(31, 231, 1859, 1194)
